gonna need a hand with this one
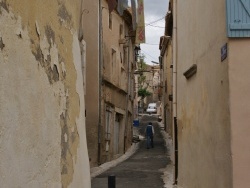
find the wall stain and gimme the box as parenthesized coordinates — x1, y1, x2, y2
(0, 0, 9, 13)
(17, 32, 22, 39)
(59, 35, 64, 44)
(58, 2, 72, 27)
(60, 111, 80, 188)
(45, 25, 55, 47)
(52, 64, 59, 82)
(30, 25, 62, 85)
(31, 43, 43, 62)
(60, 113, 69, 161)
(0, 37, 5, 50)
(59, 54, 66, 79)
(35, 21, 41, 38)
(31, 43, 61, 85)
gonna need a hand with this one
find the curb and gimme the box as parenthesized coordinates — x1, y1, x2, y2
(158, 122, 175, 188)
(90, 142, 140, 179)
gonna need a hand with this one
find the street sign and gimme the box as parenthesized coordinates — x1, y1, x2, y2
(221, 43, 227, 62)
(133, 120, 140, 127)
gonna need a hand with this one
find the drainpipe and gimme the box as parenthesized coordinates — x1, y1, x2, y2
(98, 0, 103, 165)
(172, 0, 178, 184)
(124, 44, 130, 154)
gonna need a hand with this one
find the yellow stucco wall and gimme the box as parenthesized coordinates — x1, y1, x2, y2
(228, 39, 250, 188)
(176, 0, 232, 187)
(0, 1, 90, 187)
(162, 42, 173, 136)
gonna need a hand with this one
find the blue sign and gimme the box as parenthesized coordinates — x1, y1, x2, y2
(221, 43, 227, 62)
(133, 120, 139, 127)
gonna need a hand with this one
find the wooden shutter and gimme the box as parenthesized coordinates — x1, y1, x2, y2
(227, 0, 250, 37)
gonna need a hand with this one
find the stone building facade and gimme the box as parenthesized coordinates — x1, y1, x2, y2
(159, 9, 173, 135)
(83, 0, 135, 167)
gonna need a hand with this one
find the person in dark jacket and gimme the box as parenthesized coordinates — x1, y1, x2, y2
(145, 122, 154, 149)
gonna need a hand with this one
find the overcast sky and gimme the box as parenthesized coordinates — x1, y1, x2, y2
(141, 0, 169, 65)
(127, 0, 169, 64)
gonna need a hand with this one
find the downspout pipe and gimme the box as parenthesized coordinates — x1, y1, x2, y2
(124, 44, 129, 154)
(172, 0, 178, 184)
(98, 0, 103, 165)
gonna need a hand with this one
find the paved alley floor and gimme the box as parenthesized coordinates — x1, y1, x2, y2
(91, 115, 170, 188)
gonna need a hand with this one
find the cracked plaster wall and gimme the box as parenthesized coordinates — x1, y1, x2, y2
(0, 1, 90, 187)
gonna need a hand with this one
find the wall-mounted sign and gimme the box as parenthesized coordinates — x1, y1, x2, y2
(135, 0, 145, 44)
(133, 120, 139, 127)
(221, 43, 227, 62)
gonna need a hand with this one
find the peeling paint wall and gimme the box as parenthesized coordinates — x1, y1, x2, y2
(0, 1, 90, 187)
(176, 0, 232, 187)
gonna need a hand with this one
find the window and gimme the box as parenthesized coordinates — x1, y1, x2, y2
(123, 48, 127, 65)
(119, 24, 123, 36)
(114, 113, 122, 155)
(120, 52, 123, 64)
(109, 13, 112, 30)
(112, 48, 116, 73)
(105, 110, 112, 140)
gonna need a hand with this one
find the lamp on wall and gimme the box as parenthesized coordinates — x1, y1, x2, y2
(151, 61, 159, 64)
(183, 64, 197, 79)
(134, 45, 141, 61)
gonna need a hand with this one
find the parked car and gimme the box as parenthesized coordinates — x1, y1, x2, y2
(146, 103, 157, 114)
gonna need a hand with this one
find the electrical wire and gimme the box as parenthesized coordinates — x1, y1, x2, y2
(145, 16, 165, 26)
(144, 43, 159, 45)
(138, 16, 166, 63)
(141, 49, 158, 61)
(147, 24, 165, 28)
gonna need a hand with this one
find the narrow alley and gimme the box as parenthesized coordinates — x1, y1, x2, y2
(2, 0, 250, 187)
(92, 115, 170, 188)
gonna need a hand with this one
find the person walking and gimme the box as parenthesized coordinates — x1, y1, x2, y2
(145, 122, 154, 149)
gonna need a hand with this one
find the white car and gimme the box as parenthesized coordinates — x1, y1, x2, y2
(146, 103, 157, 114)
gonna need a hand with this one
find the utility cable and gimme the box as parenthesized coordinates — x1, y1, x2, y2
(141, 49, 158, 62)
(144, 43, 159, 45)
(145, 16, 165, 26)
(147, 24, 165, 28)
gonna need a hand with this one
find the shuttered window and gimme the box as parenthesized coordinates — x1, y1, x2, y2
(227, 0, 250, 37)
